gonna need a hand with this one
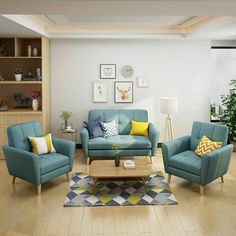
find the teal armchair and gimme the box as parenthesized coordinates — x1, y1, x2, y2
(2, 121, 75, 194)
(162, 121, 233, 195)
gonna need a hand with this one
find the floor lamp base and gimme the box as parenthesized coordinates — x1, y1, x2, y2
(163, 115, 174, 142)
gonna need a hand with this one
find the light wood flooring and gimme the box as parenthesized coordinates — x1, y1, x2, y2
(0, 148, 236, 236)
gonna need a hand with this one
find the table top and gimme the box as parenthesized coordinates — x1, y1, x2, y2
(90, 160, 152, 178)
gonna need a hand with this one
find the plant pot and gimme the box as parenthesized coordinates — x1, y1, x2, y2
(15, 74, 22, 81)
(230, 140, 236, 152)
(114, 156, 120, 167)
(32, 99, 39, 111)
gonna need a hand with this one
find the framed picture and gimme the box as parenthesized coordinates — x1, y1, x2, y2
(114, 81, 133, 103)
(93, 81, 108, 103)
(137, 76, 150, 88)
(100, 64, 116, 79)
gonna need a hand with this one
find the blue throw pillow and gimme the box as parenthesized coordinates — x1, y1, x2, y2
(84, 117, 103, 139)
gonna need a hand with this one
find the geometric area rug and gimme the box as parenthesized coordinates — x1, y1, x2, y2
(64, 171, 178, 207)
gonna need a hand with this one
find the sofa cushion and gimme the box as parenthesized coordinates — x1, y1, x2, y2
(100, 120, 118, 138)
(88, 109, 148, 135)
(84, 116, 103, 139)
(169, 150, 201, 175)
(88, 135, 152, 150)
(40, 153, 69, 175)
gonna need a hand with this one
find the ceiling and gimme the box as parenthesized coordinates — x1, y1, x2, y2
(1, 0, 236, 39)
(0, 15, 40, 37)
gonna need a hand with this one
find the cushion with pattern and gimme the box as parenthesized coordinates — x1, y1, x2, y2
(100, 120, 118, 138)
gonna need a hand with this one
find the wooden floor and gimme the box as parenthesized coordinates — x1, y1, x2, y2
(0, 148, 236, 236)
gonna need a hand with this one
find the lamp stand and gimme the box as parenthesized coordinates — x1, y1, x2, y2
(163, 114, 174, 142)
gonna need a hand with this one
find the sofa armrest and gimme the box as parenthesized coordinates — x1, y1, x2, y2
(200, 144, 233, 185)
(52, 137, 75, 170)
(161, 136, 191, 173)
(2, 145, 41, 185)
(80, 127, 89, 157)
(148, 123, 160, 156)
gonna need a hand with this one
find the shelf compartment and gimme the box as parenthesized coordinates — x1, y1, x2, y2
(15, 38, 41, 57)
(0, 58, 41, 81)
(0, 84, 42, 111)
(0, 38, 15, 57)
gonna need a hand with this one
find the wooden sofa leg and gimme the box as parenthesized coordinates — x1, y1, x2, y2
(12, 176, 16, 184)
(66, 173, 69, 181)
(200, 185, 204, 195)
(37, 185, 41, 195)
(87, 157, 91, 165)
(167, 174, 171, 184)
(149, 156, 153, 164)
(220, 176, 224, 183)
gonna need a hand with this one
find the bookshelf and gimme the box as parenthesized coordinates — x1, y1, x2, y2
(0, 37, 50, 158)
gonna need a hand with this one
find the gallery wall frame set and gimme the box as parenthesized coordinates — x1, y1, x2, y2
(100, 64, 116, 79)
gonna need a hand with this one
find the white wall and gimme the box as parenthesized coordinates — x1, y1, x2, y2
(50, 39, 212, 143)
(211, 48, 236, 105)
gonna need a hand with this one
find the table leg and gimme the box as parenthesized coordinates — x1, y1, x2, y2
(93, 177, 98, 185)
(141, 177, 148, 191)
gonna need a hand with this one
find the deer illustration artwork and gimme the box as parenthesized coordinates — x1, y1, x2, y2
(117, 86, 131, 101)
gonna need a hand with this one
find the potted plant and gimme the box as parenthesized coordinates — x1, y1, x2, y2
(15, 68, 22, 81)
(30, 90, 40, 111)
(59, 111, 73, 130)
(112, 144, 120, 167)
(221, 79, 236, 151)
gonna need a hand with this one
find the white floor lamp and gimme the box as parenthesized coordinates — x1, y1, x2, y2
(160, 97, 178, 142)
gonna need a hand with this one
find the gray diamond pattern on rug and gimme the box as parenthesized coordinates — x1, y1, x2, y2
(64, 171, 178, 207)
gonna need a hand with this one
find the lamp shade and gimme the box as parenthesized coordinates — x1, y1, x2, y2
(160, 97, 178, 115)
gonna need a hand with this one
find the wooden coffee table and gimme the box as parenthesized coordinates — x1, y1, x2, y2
(90, 160, 152, 191)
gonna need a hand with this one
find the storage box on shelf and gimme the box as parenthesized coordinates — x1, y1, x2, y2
(0, 37, 49, 159)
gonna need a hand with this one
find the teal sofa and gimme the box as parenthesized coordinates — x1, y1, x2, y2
(2, 121, 75, 194)
(80, 109, 159, 164)
(162, 121, 233, 194)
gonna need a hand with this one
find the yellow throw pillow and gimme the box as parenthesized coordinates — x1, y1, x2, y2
(195, 135, 222, 157)
(28, 133, 56, 155)
(130, 120, 149, 136)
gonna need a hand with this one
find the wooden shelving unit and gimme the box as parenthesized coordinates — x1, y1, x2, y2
(0, 37, 50, 159)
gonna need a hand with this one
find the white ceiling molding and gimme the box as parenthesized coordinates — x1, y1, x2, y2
(2, 14, 51, 37)
(45, 25, 187, 35)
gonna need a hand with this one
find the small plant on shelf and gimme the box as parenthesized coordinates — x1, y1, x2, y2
(59, 111, 73, 129)
(112, 144, 120, 167)
(14, 68, 23, 81)
(221, 79, 236, 151)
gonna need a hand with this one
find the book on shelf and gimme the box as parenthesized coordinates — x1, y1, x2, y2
(124, 160, 135, 169)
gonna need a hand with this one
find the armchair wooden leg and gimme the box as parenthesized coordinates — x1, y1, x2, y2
(87, 157, 91, 165)
(220, 176, 224, 183)
(66, 173, 69, 181)
(12, 176, 16, 184)
(37, 185, 41, 195)
(167, 174, 171, 184)
(200, 185, 204, 195)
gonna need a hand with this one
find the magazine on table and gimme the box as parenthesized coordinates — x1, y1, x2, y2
(124, 160, 135, 169)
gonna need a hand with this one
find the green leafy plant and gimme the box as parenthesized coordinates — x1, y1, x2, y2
(112, 144, 120, 156)
(15, 68, 22, 74)
(221, 79, 236, 141)
(59, 111, 73, 128)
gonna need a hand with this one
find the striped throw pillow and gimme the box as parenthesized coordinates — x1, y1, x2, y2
(28, 134, 56, 155)
(100, 120, 118, 138)
(195, 135, 222, 157)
